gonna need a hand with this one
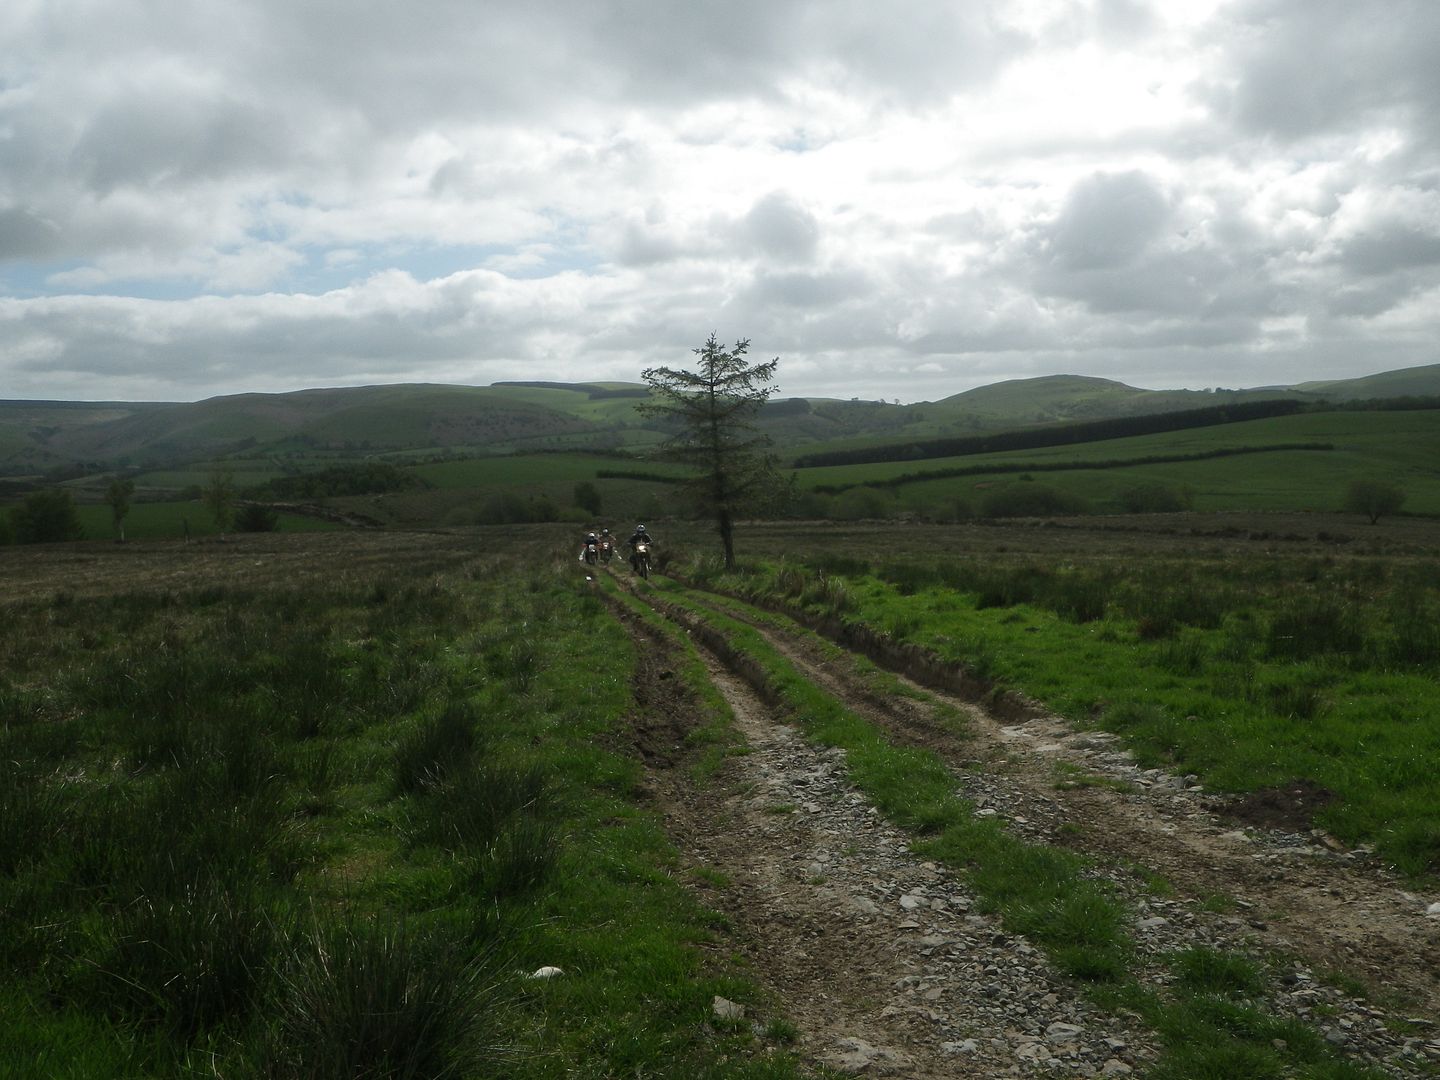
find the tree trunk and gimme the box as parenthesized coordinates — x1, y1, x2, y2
(719, 507, 735, 569)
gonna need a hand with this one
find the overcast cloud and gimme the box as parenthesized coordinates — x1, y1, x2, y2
(2, 0, 1438, 403)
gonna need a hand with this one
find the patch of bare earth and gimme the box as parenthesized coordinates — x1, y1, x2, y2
(607, 570, 1440, 1075)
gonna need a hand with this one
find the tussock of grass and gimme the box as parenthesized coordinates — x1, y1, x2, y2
(256, 917, 509, 1080)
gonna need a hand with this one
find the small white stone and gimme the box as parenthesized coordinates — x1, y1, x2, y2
(712, 996, 745, 1021)
(527, 966, 564, 980)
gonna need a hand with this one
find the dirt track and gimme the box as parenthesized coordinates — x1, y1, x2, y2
(611, 572, 1440, 1077)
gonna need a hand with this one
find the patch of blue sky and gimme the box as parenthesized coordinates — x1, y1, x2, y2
(773, 128, 826, 154)
(0, 261, 203, 301)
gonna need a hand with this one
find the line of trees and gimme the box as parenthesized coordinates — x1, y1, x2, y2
(792, 399, 1310, 468)
(810, 443, 1335, 494)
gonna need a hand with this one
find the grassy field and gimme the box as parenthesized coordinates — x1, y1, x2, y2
(70, 500, 340, 541)
(407, 452, 688, 490)
(793, 409, 1440, 519)
(3, 519, 1435, 1075)
(0, 532, 805, 1078)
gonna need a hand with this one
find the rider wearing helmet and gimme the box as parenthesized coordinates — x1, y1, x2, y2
(627, 524, 654, 572)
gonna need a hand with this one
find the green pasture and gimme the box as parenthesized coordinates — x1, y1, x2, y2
(486, 384, 651, 424)
(315, 452, 694, 528)
(127, 461, 286, 491)
(794, 409, 1440, 517)
(409, 452, 688, 490)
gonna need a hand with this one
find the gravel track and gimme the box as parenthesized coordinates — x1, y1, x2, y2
(610, 574, 1440, 1076)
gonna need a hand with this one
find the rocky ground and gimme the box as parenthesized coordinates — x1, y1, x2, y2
(612, 578, 1440, 1077)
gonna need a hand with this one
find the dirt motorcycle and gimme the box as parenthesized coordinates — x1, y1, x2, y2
(631, 540, 651, 579)
(582, 539, 599, 566)
(598, 537, 614, 564)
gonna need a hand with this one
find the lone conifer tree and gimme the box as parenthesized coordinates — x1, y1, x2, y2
(640, 334, 780, 569)
(105, 475, 135, 542)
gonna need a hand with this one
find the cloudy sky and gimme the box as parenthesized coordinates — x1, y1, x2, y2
(2, 0, 1438, 404)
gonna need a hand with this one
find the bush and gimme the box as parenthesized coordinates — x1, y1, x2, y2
(11, 488, 84, 543)
(236, 504, 281, 532)
(572, 480, 602, 515)
(1343, 477, 1405, 524)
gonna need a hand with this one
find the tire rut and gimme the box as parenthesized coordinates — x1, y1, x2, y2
(677, 589, 1440, 1067)
(607, 573, 1440, 1073)
(613, 587, 1159, 1077)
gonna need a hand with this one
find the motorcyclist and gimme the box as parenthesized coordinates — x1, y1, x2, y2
(580, 530, 599, 563)
(598, 527, 616, 562)
(627, 524, 654, 572)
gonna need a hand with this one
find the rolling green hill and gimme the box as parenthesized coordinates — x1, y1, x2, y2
(1295, 362, 1440, 400)
(3, 362, 1438, 489)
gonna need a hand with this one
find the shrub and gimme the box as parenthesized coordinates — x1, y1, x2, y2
(236, 504, 281, 532)
(11, 488, 84, 543)
(1343, 476, 1405, 524)
(572, 480, 602, 515)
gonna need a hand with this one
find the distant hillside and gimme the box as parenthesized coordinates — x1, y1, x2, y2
(0, 399, 177, 473)
(926, 374, 1318, 427)
(5, 384, 607, 471)
(3, 361, 1438, 483)
(1295, 362, 1440, 400)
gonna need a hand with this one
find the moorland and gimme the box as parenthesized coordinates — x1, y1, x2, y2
(3, 365, 1439, 1076)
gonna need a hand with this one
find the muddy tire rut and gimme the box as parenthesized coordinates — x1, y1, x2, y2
(609, 577, 1440, 1075)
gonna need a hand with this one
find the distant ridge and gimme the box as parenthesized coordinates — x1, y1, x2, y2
(2, 362, 1438, 478)
(494, 380, 648, 400)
